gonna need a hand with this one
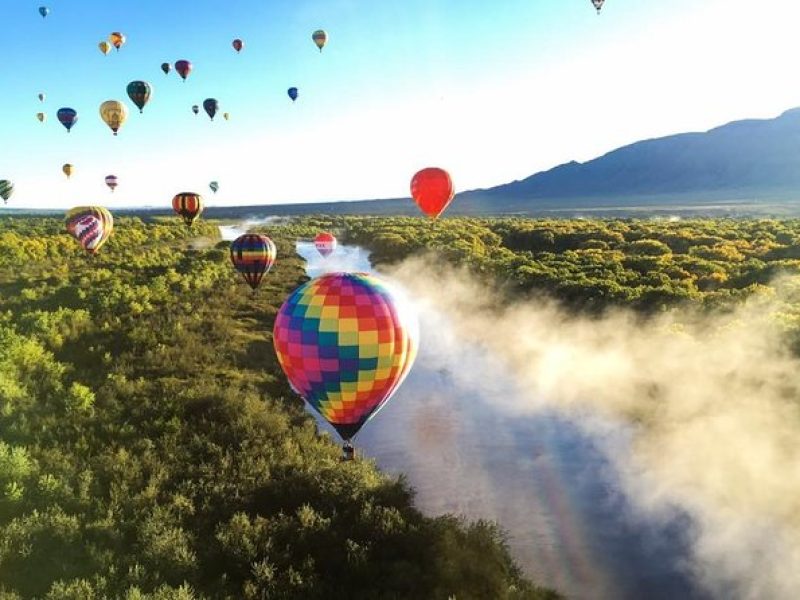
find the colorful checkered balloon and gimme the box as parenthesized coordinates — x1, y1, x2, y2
(273, 272, 419, 440)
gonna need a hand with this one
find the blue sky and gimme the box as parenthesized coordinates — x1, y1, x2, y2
(2, 0, 799, 208)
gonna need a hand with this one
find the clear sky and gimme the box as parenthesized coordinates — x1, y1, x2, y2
(2, 0, 800, 209)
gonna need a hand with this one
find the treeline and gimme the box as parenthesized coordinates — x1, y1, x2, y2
(295, 215, 800, 316)
(0, 217, 557, 599)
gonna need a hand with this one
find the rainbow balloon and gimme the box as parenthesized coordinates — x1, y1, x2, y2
(230, 234, 276, 291)
(273, 273, 418, 440)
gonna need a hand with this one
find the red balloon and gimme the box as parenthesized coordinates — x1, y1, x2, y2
(410, 168, 454, 218)
(314, 232, 337, 258)
(232, 39, 244, 53)
(175, 59, 193, 81)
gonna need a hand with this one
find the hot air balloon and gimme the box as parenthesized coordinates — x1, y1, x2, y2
(175, 60, 193, 82)
(203, 98, 219, 121)
(105, 175, 118, 192)
(57, 108, 78, 132)
(232, 39, 244, 53)
(410, 168, 455, 219)
(38, 93, 45, 102)
(223, 112, 230, 121)
(65, 206, 114, 255)
(209, 181, 219, 194)
(0, 180, 14, 205)
(230, 234, 276, 291)
(312, 30, 328, 52)
(126, 81, 152, 113)
(274, 272, 418, 444)
(288, 87, 298, 102)
(99, 100, 129, 136)
(314, 232, 337, 258)
(36, 112, 46, 123)
(109, 32, 126, 51)
(38, 6, 49, 18)
(172, 192, 204, 227)
(62, 164, 74, 179)
(192, 105, 199, 115)
(591, 0, 605, 13)
(161, 62, 171, 75)
(98, 41, 111, 55)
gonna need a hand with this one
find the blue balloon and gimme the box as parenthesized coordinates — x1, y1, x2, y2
(288, 87, 298, 102)
(56, 108, 78, 132)
(38, 6, 50, 17)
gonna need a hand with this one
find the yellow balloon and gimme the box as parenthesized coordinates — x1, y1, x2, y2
(223, 112, 230, 121)
(63, 164, 74, 179)
(36, 112, 46, 123)
(99, 100, 129, 136)
(98, 41, 111, 55)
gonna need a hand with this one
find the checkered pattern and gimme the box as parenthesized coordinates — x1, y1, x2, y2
(274, 272, 418, 440)
(230, 234, 276, 290)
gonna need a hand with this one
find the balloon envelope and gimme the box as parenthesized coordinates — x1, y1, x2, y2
(410, 167, 455, 218)
(0, 180, 14, 204)
(57, 108, 77, 132)
(36, 112, 46, 123)
(288, 87, 298, 101)
(65, 207, 114, 255)
(175, 60, 193, 81)
(209, 181, 219, 193)
(312, 29, 328, 51)
(592, 0, 605, 12)
(99, 100, 129, 136)
(223, 112, 230, 121)
(274, 272, 419, 441)
(62, 164, 74, 178)
(230, 234, 276, 291)
(38, 93, 45, 102)
(314, 232, 337, 258)
(98, 41, 111, 55)
(126, 81, 152, 113)
(105, 175, 118, 192)
(38, 6, 49, 18)
(232, 39, 244, 52)
(109, 32, 126, 50)
(172, 192, 204, 227)
(203, 98, 219, 120)
(161, 62, 171, 75)
(192, 105, 199, 115)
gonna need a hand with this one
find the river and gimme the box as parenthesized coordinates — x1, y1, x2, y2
(222, 224, 704, 599)
(294, 241, 707, 600)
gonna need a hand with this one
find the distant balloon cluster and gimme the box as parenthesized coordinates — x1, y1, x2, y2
(5, 2, 609, 454)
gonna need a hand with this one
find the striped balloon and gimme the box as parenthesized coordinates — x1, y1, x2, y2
(0, 180, 14, 204)
(105, 175, 118, 192)
(126, 81, 152, 113)
(172, 192, 204, 227)
(230, 234, 276, 291)
(65, 206, 114, 255)
(591, 0, 604, 13)
(314, 232, 337, 258)
(273, 272, 419, 441)
(57, 108, 78, 132)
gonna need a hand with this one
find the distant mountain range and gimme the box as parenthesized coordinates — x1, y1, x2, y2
(260, 106, 800, 217)
(6, 108, 800, 219)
